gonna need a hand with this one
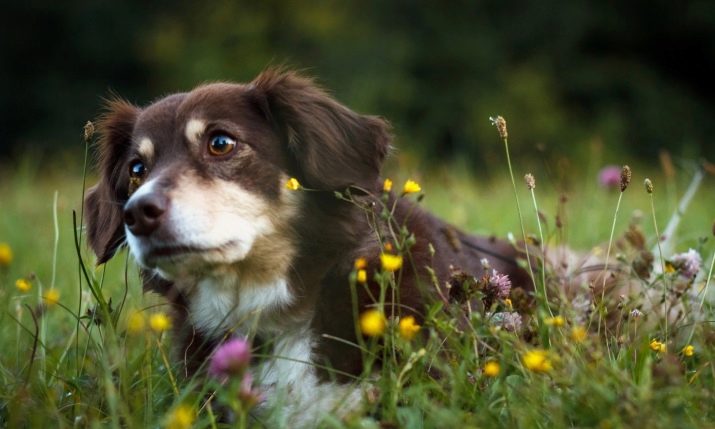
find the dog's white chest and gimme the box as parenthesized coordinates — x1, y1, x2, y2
(188, 275, 294, 337)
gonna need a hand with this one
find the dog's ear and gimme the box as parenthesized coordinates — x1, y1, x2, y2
(249, 69, 392, 191)
(85, 98, 139, 263)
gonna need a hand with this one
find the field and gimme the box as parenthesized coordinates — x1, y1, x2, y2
(0, 142, 713, 428)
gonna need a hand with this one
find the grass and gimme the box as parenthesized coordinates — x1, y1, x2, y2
(0, 145, 713, 428)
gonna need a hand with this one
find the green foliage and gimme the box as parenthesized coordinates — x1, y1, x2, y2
(0, 148, 713, 427)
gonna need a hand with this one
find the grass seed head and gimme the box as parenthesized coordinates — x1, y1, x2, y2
(83, 121, 95, 142)
(490, 115, 508, 139)
(644, 178, 653, 194)
(620, 165, 632, 192)
(525, 173, 536, 190)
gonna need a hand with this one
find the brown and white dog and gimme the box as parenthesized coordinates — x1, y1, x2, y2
(85, 69, 532, 424)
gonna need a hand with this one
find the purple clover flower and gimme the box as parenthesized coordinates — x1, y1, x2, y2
(490, 312, 523, 332)
(209, 337, 251, 379)
(598, 165, 622, 189)
(671, 249, 702, 279)
(488, 269, 512, 300)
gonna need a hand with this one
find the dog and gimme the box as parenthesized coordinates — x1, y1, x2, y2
(84, 69, 534, 425)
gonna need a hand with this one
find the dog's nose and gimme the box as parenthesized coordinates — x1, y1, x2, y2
(123, 193, 168, 236)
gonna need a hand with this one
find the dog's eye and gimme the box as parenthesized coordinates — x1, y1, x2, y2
(208, 134, 237, 156)
(129, 160, 146, 178)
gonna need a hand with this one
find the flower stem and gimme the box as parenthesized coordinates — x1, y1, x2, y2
(501, 136, 537, 306)
(530, 188, 553, 317)
(598, 191, 623, 336)
(648, 193, 668, 340)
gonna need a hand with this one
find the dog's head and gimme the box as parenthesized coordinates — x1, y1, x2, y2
(85, 70, 391, 280)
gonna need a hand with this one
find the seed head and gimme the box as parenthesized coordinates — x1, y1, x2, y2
(524, 173, 535, 190)
(644, 178, 653, 194)
(620, 165, 631, 192)
(83, 121, 95, 142)
(490, 116, 508, 139)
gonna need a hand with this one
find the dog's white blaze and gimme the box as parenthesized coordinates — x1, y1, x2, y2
(124, 178, 159, 263)
(138, 137, 154, 161)
(184, 118, 206, 145)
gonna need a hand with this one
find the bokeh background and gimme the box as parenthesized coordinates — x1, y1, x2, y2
(1, 0, 714, 170)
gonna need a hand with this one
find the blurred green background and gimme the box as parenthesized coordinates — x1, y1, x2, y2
(1, 0, 714, 169)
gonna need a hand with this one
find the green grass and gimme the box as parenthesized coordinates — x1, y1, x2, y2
(0, 151, 713, 428)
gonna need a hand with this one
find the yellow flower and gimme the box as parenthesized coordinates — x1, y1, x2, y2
(150, 313, 172, 333)
(682, 345, 695, 357)
(571, 326, 587, 343)
(0, 243, 13, 266)
(165, 404, 195, 429)
(664, 262, 676, 274)
(544, 316, 565, 327)
(649, 339, 666, 353)
(359, 309, 386, 337)
(354, 257, 367, 270)
(504, 298, 513, 310)
(523, 349, 552, 373)
(383, 178, 393, 192)
(380, 253, 403, 272)
(398, 315, 421, 340)
(15, 278, 31, 293)
(43, 288, 60, 306)
(285, 177, 301, 191)
(357, 269, 367, 284)
(483, 361, 500, 377)
(402, 179, 422, 194)
(127, 311, 146, 334)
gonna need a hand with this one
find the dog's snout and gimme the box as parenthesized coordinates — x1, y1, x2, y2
(123, 193, 168, 236)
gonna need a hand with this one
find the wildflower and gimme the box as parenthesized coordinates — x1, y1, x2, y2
(209, 337, 251, 379)
(682, 345, 695, 357)
(571, 326, 588, 343)
(237, 373, 262, 408)
(487, 270, 511, 300)
(504, 298, 513, 310)
(402, 179, 422, 194)
(629, 309, 643, 319)
(357, 269, 367, 283)
(670, 249, 702, 279)
(43, 288, 60, 306)
(664, 262, 676, 274)
(480, 258, 491, 270)
(285, 177, 301, 191)
(15, 278, 31, 293)
(620, 165, 631, 192)
(598, 165, 621, 188)
(384, 242, 393, 252)
(359, 309, 386, 337)
(489, 116, 508, 139)
(380, 253, 403, 272)
(398, 315, 421, 340)
(649, 339, 666, 353)
(149, 313, 171, 333)
(524, 173, 536, 190)
(126, 311, 146, 334)
(165, 404, 195, 429)
(644, 178, 654, 194)
(544, 315, 565, 327)
(522, 349, 552, 373)
(354, 257, 367, 270)
(0, 243, 12, 266)
(383, 178, 393, 192)
(483, 361, 500, 377)
(490, 312, 523, 332)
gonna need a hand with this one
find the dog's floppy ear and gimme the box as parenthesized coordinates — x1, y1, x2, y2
(85, 98, 139, 263)
(250, 69, 392, 191)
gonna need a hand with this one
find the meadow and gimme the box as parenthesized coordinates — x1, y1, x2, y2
(0, 130, 713, 428)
